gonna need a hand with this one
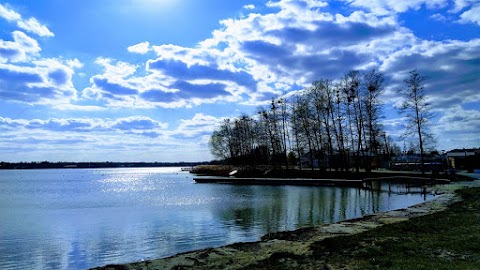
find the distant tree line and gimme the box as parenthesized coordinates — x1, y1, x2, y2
(209, 69, 435, 174)
(0, 161, 216, 170)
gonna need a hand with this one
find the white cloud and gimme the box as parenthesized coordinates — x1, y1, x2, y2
(436, 106, 480, 133)
(341, 0, 480, 26)
(174, 113, 224, 137)
(94, 57, 137, 78)
(0, 2, 111, 115)
(0, 3, 21, 21)
(151, 44, 223, 67)
(66, 58, 83, 69)
(0, 55, 80, 105)
(382, 117, 410, 137)
(458, 3, 480, 25)
(127, 41, 151, 54)
(0, 114, 216, 161)
(434, 106, 480, 149)
(0, 116, 168, 133)
(82, 0, 479, 112)
(450, 0, 478, 13)
(0, 31, 41, 63)
(243, 4, 255, 10)
(199, 3, 410, 101)
(17, 17, 54, 37)
(83, 49, 248, 108)
(0, 6, 74, 106)
(380, 38, 480, 108)
(266, 0, 329, 11)
(342, 0, 448, 15)
(60, 0, 475, 127)
(51, 104, 105, 111)
(430, 13, 448, 22)
(0, 3, 54, 37)
(111, 116, 168, 130)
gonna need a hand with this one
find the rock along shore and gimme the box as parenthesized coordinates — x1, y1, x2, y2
(91, 180, 479, 270)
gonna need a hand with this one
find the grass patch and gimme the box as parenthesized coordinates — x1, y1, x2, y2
(311, 187, 480, 269)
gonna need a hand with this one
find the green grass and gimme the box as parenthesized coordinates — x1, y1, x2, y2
(311, 187, 480, 269)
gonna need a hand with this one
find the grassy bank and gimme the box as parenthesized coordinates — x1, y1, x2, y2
(251, 187, 480, 270)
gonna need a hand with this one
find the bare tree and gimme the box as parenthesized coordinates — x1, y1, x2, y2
(292, 95, 315, 171)
(309, 80, 337, 171)
(209, 130, 229, 161)
(397, 69, 435, 174)
(307, 82, 326, 170)
(334, 83, 348, 171)
(290, 103, 305, 170)
(257, 100, 285, 168)
(343, 70, 364, 172)
(277, 97, 291, 169)
(233, 115, 257, 165)
(209, 119, 234, 161)
(363, 69, 385, 172)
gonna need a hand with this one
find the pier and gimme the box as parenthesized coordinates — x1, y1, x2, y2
(193, 176, 364, 187)
(193, 176, 450, 189)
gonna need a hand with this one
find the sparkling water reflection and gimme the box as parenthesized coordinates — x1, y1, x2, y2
(0, 168, 435, 269)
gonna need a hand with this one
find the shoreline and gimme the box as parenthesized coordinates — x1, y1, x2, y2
(91, 180, 479, 270)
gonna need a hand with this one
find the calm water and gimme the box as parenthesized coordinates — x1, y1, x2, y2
(0, 168, 435, 270)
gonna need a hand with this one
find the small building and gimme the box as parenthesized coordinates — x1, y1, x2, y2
(446, 148, 479, 170)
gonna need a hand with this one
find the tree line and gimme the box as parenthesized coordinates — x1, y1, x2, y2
(209, 69, 434, 174)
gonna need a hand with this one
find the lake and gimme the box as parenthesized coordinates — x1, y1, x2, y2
(0, 167, 436, 270)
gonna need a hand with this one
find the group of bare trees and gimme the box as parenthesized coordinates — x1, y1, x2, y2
(209, 99, 291, 168)
(209, 69, 434, 174)
(289, 70, 386, 173)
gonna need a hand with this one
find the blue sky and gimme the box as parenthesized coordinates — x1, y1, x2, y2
(0, 0, 479, 162)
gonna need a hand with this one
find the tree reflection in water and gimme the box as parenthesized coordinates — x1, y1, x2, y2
(213, 183, 427, 236)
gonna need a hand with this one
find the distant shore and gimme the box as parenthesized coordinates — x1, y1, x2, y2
(0, 161, 214, 170)
(91, 176, 480, 270)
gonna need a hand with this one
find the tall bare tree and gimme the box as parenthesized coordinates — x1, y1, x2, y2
(397, 69, 434, 174)
(292, 95, 315, 171)
(307, 82, 326, 170)
(343, 70, 363, 172)
(363, 69, 385, 172)
(277, 98, 291, 169)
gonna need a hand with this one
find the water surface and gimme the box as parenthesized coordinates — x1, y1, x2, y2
(0, 168, 435, 269)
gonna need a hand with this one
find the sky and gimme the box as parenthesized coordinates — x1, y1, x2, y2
(0, 0, 479, 162)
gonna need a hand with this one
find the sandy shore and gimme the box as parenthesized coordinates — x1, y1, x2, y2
(91, 180, 479, 270)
